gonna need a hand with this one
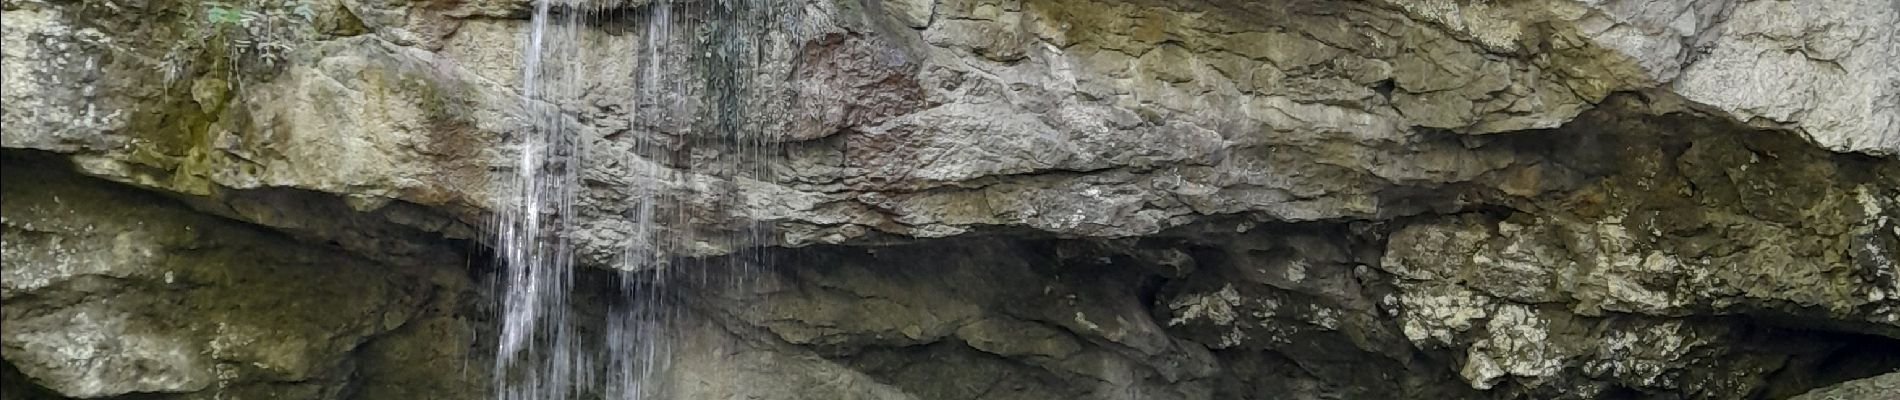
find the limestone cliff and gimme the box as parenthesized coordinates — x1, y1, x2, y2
(2, 0, 1898, 399)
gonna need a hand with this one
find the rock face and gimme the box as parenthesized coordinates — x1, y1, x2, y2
(1786, 372, 1900, 400)
(0, 153, 488, 400)
(3, 0, 1899, 399)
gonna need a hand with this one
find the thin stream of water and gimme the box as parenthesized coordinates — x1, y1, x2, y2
(493, 0, 800, 398)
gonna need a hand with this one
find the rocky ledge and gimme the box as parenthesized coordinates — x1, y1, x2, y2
(3, 0, 1898, 399)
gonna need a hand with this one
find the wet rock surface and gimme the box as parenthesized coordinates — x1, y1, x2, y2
(4, 0, 1899, 398)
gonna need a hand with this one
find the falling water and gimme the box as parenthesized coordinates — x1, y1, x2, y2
(493, 0, 802, 398)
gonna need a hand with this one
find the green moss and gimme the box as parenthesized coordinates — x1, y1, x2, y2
(399, 71, 457, 122)
(44, 0, 227, 194)
(120, 75, 227, 195)
(49, 0, 340, 195)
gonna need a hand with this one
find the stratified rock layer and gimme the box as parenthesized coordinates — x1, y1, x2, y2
(0, 154, 488, 400)
(2, 0, 1898, 399)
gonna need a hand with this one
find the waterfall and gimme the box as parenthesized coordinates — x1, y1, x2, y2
(492, 0, 801, 398)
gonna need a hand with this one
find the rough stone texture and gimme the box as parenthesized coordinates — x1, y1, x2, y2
(1788, 372, 1900, 400)
(4, 0, 1900, 398)
(1665, 0, 1900, 155)
(2, 0, 1894, 251)
(0, 154, 487, 400)
(685, 240, 1225, 399)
